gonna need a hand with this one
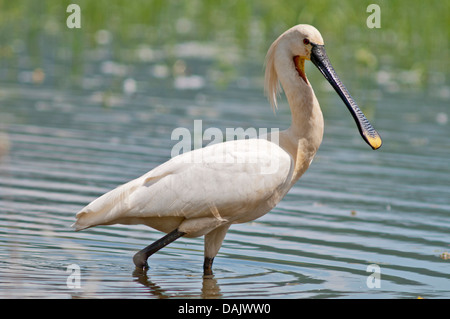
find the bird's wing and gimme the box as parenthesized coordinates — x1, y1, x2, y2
(73, 139, 292, 231)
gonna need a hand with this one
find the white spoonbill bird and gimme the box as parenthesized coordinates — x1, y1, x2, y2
(73, 24, 382, 275)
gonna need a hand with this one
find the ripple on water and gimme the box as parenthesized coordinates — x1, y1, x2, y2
(0, 81, 449, 298)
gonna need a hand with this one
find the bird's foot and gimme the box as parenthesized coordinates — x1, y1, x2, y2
(133, 252, 150, 271)
(203, 257, 214, 277)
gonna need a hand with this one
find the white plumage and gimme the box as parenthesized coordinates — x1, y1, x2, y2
(74, 138, 292, 235)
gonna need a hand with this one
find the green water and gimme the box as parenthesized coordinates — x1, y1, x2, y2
(0, 1, 449, 299)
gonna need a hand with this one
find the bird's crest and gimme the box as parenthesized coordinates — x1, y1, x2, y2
(264, 36, 282, 112)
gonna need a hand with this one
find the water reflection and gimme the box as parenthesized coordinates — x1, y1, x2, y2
(132, 269, 222, 299)
(0, 81, 449, 298)
(132, 268, 172, 299)
(201, 275, 222, 299)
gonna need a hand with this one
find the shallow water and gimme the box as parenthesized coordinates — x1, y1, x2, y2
(1, 45, 450, 299)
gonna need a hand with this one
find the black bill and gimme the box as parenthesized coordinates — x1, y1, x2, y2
(310, 44, 382, 150)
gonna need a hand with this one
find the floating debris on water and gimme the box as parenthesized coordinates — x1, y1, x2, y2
(440, 252, 450, 260)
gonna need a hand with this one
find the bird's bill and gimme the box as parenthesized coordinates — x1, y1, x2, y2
(310, 44, 382, 150)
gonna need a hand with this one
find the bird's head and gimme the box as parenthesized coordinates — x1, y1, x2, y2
(283, 24, 324, 60)
(265, 24, 382, 150)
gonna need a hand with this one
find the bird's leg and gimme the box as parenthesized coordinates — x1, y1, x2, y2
(133, 229, 186, 270)
(202, 224, 230, 276)
(203, 257, 214, 276)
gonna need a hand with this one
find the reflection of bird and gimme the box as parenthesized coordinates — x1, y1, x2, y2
(132, 269, 222, 298)
(73, 24, 381, 275)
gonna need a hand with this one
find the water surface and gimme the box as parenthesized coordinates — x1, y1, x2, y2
(0, 30, 449, 299)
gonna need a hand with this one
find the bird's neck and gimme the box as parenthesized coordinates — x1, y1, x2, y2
(277, 56, 324, 183)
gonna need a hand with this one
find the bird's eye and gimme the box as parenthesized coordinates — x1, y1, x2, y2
(303, 38, 310, 45)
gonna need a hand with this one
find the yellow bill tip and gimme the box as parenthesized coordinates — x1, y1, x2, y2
(366, 134, 382, 150)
